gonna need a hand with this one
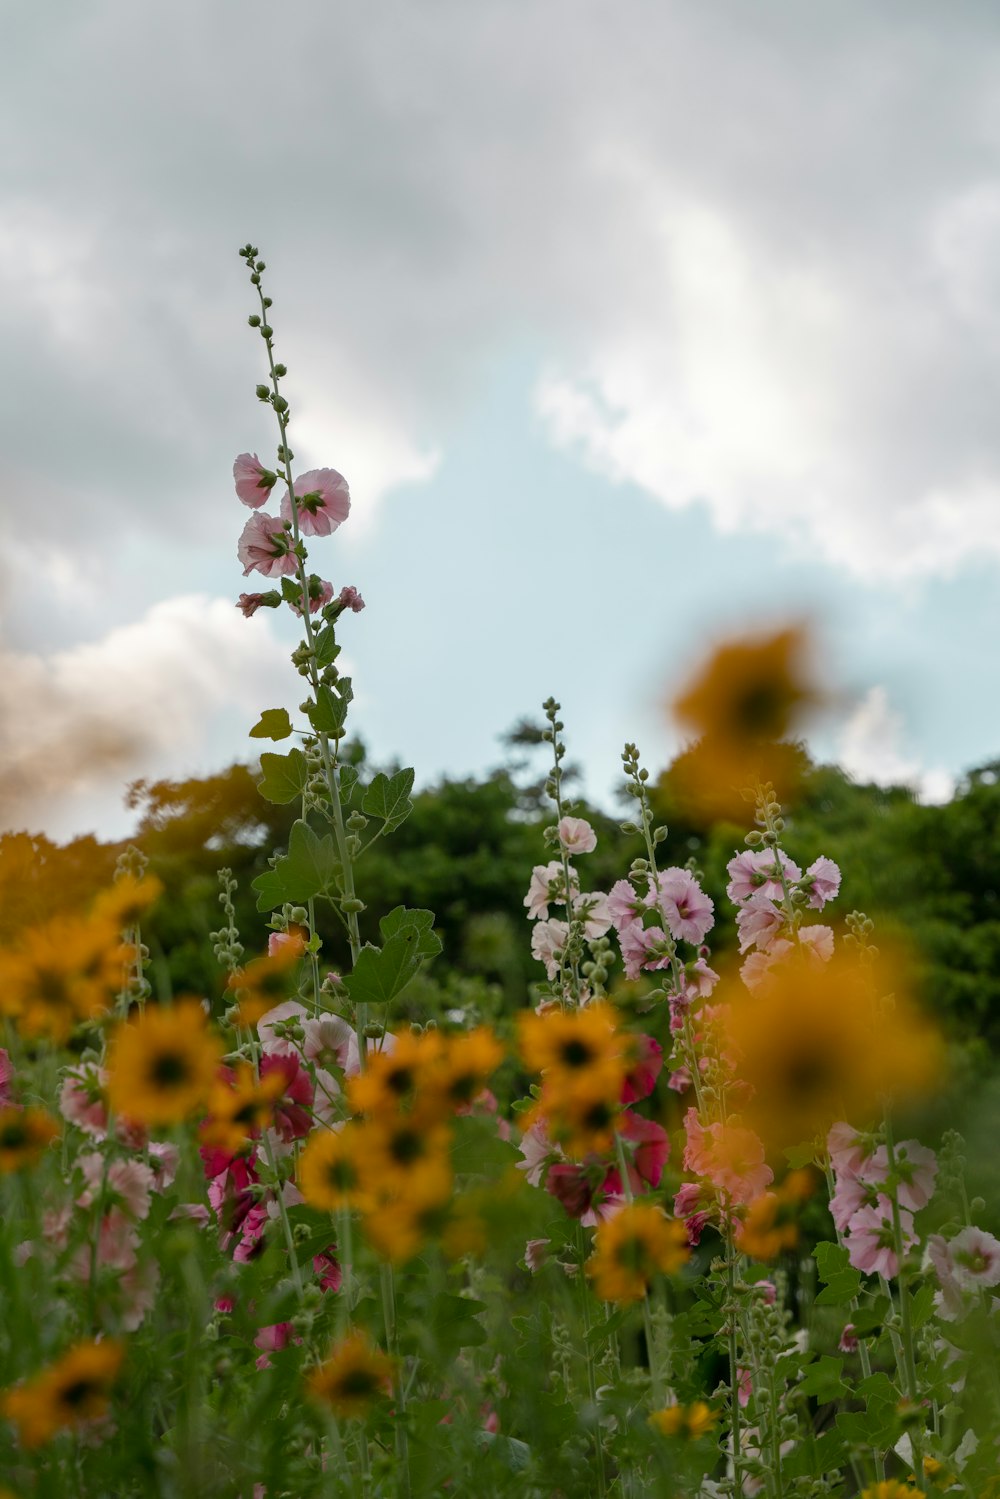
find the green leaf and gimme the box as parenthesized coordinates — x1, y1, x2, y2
(343, 934, 423, 1008)
(362, 767, 415, 833)
(451, 1116, 517, 1177)
(798, 1356, 848, 1402)
(337, 764, 359, 804)
(280, 576, 300, 604)
(427, 1293, 487, 1358)
(251, 819, 341, 911)
(249, 707, 293, 741)
(813, 1241, 862, 1305)
(784, 1141, 819, 1169)
(306, 684, 347, 735)
(379, 905, 442, 961)
(313, 625, 341, 668)
(258, 748, 308, 804)
(472, 1431, 532, 1473)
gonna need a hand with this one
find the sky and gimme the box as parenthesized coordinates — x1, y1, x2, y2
(3, 1, 1000, 841)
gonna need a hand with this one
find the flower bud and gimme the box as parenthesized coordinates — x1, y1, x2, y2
(255, 384, 270, 400)
(274, 363, 287, 377)
(341, 898, 366, 914)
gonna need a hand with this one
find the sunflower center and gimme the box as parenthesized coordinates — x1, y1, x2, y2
(59, 1378, 99, 1409)
(780, 1049, 833, 1100)
(150, 1051, 191, 1088)
(0, 1121, 28, 1149)
(338, 1368, 379, 1399)
(389, 1130, 423, 1166)
(560, 1039, 593, 1068)
(327, 1159, 357, 1191)
(733, 682, 786, 739)
(387, 1066, 414, 1096)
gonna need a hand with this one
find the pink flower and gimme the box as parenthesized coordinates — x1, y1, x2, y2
(607, 878, 644, 931)
(234, 453, 277, 509)
(682, 1109, 773, 1205)
(282, 468, 351, 537)
(59, 1064, 109, 1139)
(755, 1280, 777, 1305)
(736, 893, 784, 953)
(259, 1053, 315, 1143)
(290, 577, 335, 617)
(829, 1172, 874, 1234)
(336, 585, 365, 613)
(314, 1248, 343, 1292)
(726, 848, 801, 904)
(531, 918, 568, 979)
(545, 1162, 597, 1218)
(804, 856, 842, 910)
(524, 862, 576, 921)
(678, 956, 720, 1000)
(620, 1110, 670, 1187)
(254, 1321, 297, 1370)
(169, 1203, 211, 1228)
(517, 1119, 558, 1187)
(827, 1122, 873, 1178)
(558, 817, 597, 855)
(860, 1141, 938, 1213)
(845, 1202, 915, 1278)
(948, 1225, 1000, 1290)
(237, 512, 297, 578)
(651, 868, 715, 944)
(622, 1035, 663, 1104)
(618, 921, 659, 980)
(737, 1367, 752, 1408)
(258, 999, 307, 1057)
(524, 1238, 550, 1272)
(577, 892, 612, 940)
(798, 924, 834, 961)
(0, 1049, 12, 1106)
(668, 1066, 692, 1094)
(147, 1141, 180, 1187)
(838, 1323, 859, 1354)
(236, 591, 280, 617)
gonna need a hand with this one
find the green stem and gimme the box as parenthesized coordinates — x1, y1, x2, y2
(576, 1224, 608, 1497)
(379, 1261, 412, 1499)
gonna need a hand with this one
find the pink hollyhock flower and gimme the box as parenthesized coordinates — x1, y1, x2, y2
(302, 1013, 355, 1073)
(237, 512, 297, 577)
(72, 1209, 138, 1276)
(233, 1202, 269, 1263)
(827, 1122, 873, 1178)
(673, 1182, 703, 1218)
(545, 1162, 597, 1218)
(169, 1203, 211, 1228)
(620, 1111, 670, 1188)
(236, 591, 279, 618)
(524, 1238, 550, 1272)
(120, 1258, 160, 1332)
(618, 921, 659, 981)
(948, 1225, 1000, 1290)
(738, 1367, 752, 1408)
(147, 1141, 180, 1187)
(336, 585, 365, 613)
(797, 924, 834, 961)
(925, 1234, 968, 1320)
(726, 848, 801, 904)
(531, 918, 568, 979)
(838, 1323, 859, 1354)
(234, 453, 276, 508)
(678, 955, 720, 1001)
(578, 891, 612, 940)
(622, 1034, 663, 1103)
(668, 1066, 692, 1093)
(78, 1155, 155, 1222)
(259, 1053, 314, 1142)
(740, 943, 791, 991)
(517, 1118, 557, 1187)
(682, 1109, 773, 1205)
(804, 856, 842, 909)
(314, 1248, 342, 1293)
(755, 1280, 777, 1305)
(524, 861, 575, 921)
(0, 1048, 12, 1106)
(652, 868, 715, 944)
(736, 893, 784, 953)
(846, 1203, 916, 1278)
(282, 468, 351, 537)
(607, 878, 644, 930)
(345, 1028, 397, 1078)
(861, 1140, 938, 1212)
(829, 1172, 874, 1234)
(59, 1064, 109, 1139)
(258, 999, 307, 1057)
(267, 931, 303, 958)
(290, 578, 335, 617)
(558, 816, 597, 854)
(254, 1321, 298, 1370)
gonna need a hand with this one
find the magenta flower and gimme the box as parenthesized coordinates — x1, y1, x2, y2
(558, 816, 597, 855)
(0, 1048, 12, 1106)
(621, 1034, 663, 1104)
(838, 1323, 859, 1354)
(237, 512, 297, 578)
(620, 1110, 670, 1187)
(282, 467, 351, 536)
(804, 856, 842, 909)
(652, 868, 715, 944)
(233, 452, 277, 509)
(236, 590, 281, 617)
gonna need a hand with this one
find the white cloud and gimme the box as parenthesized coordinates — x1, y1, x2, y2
(0, 596, 293, 839)
(837, 685, 954, 802)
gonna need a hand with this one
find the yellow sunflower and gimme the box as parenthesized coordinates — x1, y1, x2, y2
(227, 933, 306, 1027)
(2, 1340, 123, 1448)
(199, 1062, 287, 1154)
(346, 1028, 443, 1119)
(105, 1000, 223, 1125)
(306, 1331, 394, 1419)
(649, 1401, 718, 1439)
(586, 1202, 689, 1304)
(0, 914, 126, 1042)
(0, 1107, 60, 1173)
(297, 1124, 372, 1213)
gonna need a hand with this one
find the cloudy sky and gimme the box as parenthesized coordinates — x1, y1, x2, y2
(4, 1, 1000, 840)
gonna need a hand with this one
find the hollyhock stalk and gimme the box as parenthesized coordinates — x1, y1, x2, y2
(882, 1121, 926, 1476)
(613, 1131, 667, 1407)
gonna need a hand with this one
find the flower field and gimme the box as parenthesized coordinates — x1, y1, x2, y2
(1, 249, 998, 1499)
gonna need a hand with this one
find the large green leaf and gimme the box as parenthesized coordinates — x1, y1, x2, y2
(307, 684, 347, 736)
(362, 767, 414, 833)
(379, 905, 442, 961)
(249, 707, 293, 741)
(257, 748, 308, 804)
(251, 819, 341, 911)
